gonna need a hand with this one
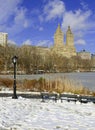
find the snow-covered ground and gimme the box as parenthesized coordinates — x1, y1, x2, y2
(0, 96, 95, 130)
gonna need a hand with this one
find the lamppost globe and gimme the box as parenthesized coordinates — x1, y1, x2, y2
(12, 56, 18, 99)
(12, 56, 18, 64)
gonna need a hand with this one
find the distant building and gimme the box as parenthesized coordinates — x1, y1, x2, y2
(0, 32, 8, 47)
(36, 46, 50, 56)
(52, 24, 76, 58)
(91, 54, 95, 68)
(34, 24, 76, 58)
(77, 50, 91, 60)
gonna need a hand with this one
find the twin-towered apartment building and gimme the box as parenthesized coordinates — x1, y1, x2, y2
(36, 24, 92, 60)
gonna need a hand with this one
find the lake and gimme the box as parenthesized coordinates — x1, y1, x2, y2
(0, 72, 95, 91)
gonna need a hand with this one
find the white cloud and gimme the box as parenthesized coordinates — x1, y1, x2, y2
(39, 27, 44, 31)
(8, 40, 17, 45)
(75, 39, 86, 45)
(14, 8, 30, 28)
(0, 0, 30, 35)
(61, 8, 95, 47)
(39, 15, 44, 22)
(80, 1, 89, 10)
(36, 40, 53, 47)
(22, 39, 32, 45)
(43, 0, 65, 21)
(15, 8, 26, 24)
(62, 9, 92, 32)
(0, 0, 21, 24)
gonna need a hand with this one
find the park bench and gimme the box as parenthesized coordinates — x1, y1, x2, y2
(41, 92, 58, 102)
(41, 92, 95, 104)
(60, 94, 95, 104)
(78, 95, 95, 104)
(89, 96, 95, 103)
(60, 94, 78, 103)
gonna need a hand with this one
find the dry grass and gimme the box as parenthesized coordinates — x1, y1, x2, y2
(92, 91, 95, 97)
(43, 77, 91, 95)
(0, 78, 13, 88)
(0, 77, 93, 96)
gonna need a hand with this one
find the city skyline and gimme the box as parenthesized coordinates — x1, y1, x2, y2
(0, 0, 95, 53)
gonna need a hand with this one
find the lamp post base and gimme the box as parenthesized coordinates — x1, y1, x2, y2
(12, 95, 18, 99)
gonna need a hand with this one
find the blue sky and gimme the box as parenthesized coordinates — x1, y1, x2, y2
(0, 0, 95, 53)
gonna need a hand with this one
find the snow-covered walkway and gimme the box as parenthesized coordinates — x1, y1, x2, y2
(0, 97, 95, 130)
